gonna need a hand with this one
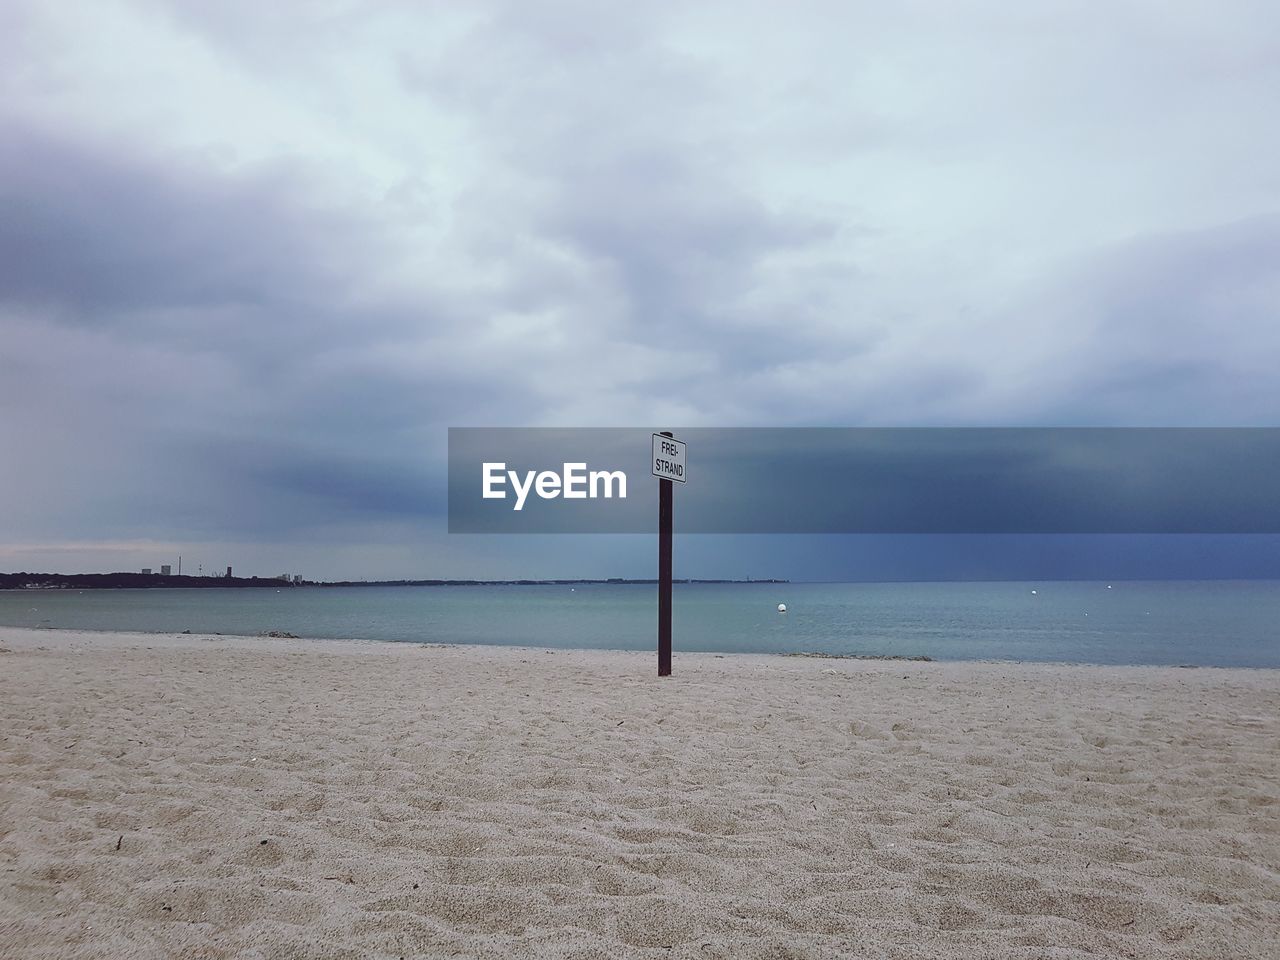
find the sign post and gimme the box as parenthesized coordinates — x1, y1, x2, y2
(652, 432, 686, 676)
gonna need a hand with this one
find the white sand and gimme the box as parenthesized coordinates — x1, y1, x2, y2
(1, 627, 1277, 959)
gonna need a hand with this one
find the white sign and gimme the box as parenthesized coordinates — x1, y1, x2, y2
(651, 434, 687, 483)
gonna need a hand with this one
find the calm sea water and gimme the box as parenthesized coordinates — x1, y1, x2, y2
(2, 580, 1278, 667)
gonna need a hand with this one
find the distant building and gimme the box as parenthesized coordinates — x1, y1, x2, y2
(160, 565, 171, 576)
(141, 568, 152, 575)
(226, 566, 233, 578)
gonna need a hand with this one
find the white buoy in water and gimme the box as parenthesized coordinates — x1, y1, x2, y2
(1030, 589, 1038, 595)
(777, 603, 787, 613)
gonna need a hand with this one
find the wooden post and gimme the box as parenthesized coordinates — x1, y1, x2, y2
(657, 431, 673, 677)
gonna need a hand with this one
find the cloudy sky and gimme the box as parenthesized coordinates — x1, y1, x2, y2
(2, 0, 1278, 580)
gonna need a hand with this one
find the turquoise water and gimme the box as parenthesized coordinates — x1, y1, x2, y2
(1, 581, 1278, 667)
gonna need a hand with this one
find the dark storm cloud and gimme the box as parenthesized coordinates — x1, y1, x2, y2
(0, 120, 520, 542)
(0, 124, 378, 317)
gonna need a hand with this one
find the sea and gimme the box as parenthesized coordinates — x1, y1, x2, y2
(2, 580, 1278, 668)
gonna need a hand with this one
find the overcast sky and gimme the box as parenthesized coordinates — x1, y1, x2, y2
(2, 1, 1278, 579)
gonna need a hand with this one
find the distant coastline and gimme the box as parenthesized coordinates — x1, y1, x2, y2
(0, 572, 789, 590)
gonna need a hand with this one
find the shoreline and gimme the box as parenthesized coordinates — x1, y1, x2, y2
(3, 627, 1278, 958)
(2, 623, 1279, 672)
(6, 576, 1280, 591)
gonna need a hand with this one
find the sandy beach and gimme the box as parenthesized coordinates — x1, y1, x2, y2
(1, 627, 1277, 959)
